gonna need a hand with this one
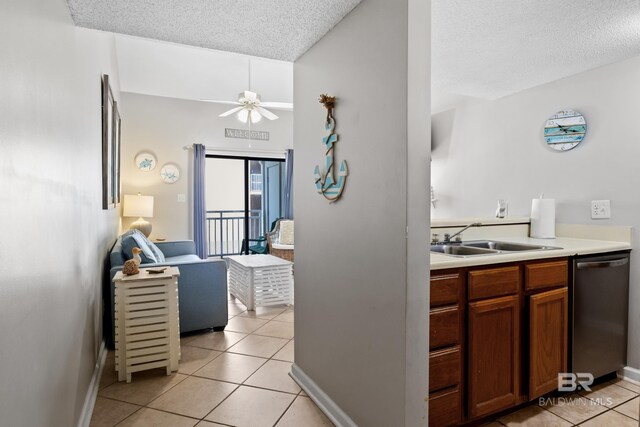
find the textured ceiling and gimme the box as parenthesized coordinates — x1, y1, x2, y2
(113, 35, 293, 104)
(433, 0, 640, 100)
(66, 0, 361, 61)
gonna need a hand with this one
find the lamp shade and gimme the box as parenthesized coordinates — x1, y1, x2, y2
(123, 194, 154, 218)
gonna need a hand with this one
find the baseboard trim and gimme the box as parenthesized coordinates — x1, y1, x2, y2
(289, 364, 356, 427)
(77, 341, 107, 427)
(620, 366, 640, 384)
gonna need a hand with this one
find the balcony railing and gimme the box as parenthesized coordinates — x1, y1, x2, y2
(249, 174, 263, 194)
(206, 209, 263, 257)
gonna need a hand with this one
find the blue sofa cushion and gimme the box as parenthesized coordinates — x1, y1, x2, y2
(164, 254, 202, 263)
(121, 230, 165, 263)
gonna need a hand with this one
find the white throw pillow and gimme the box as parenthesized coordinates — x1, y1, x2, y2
(278, 220, 294, 245)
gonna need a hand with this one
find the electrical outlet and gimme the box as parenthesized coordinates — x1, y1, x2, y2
(591, 200, 611, 219)
(177, 194, 186, 203)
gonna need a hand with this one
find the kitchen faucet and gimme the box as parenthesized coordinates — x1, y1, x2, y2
(444, 222, 482, 243)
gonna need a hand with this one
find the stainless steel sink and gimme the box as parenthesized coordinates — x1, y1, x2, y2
(430, 240, 562, 257)
(463, 240, 561, 252)
(430, 244, 499, 256)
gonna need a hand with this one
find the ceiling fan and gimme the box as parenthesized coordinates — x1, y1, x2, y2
(201, 60, 293, 124)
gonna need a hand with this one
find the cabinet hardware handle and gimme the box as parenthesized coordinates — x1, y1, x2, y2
(576, 258, 628, 270)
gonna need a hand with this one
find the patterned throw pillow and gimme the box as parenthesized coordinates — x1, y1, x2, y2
(278, 220, 294, 245)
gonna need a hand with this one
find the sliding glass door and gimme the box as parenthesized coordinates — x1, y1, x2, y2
(205, 155, 285, 257)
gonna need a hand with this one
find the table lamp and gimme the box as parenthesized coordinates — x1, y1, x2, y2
(123, 194, 154, 237)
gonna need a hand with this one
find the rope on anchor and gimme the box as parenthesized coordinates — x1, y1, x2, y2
(316, 94, 340, 201)
(319, 94, 336, 123)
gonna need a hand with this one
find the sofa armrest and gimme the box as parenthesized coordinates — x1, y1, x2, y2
(154, 240, 196, 258)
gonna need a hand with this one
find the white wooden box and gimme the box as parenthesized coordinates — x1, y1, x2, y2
(113, 267, 181, 383)
(227, 255, 293, 310)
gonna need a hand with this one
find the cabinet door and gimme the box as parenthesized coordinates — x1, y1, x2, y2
(468, 295, 520, 419)
(529, 287, 568, 399)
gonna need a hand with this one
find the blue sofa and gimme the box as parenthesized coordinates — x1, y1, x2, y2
(107, 238, 228, 347)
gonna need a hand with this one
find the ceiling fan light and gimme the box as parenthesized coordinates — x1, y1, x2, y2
(242, 91, 259, 102)
(250, 110, 262, 123)
(237, 108, 249, 123)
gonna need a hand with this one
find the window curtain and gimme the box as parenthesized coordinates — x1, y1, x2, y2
(284, 149, 294, 219)
(193, 144, 207, 258)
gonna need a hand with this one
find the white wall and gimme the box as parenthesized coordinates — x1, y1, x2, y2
(119, 93, 293, 240)
(0, 1, 121, 425)
(432, 55, 640, 370)
(293, 0, 430, 425)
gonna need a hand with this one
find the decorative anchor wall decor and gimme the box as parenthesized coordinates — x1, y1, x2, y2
(314, 94, 348, 203)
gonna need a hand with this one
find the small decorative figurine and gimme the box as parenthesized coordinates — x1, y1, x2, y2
(123, 247, 142, 275)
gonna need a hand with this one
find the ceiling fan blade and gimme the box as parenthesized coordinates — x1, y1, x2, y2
(259, 102, 294, 111)
(219, 106, 245, 117)
(255, 106, 279, 120)
(201, 99, 242, 106)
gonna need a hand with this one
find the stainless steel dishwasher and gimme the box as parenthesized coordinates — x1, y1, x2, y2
(571, 251, 630, 379)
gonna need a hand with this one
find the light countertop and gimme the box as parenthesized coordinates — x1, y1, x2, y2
(430, 236, 631, 270)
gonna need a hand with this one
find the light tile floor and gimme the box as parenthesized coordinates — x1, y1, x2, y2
(90, 295, 640, 427)
(489, 379, 640, 426)
(91, 298, 334, 427)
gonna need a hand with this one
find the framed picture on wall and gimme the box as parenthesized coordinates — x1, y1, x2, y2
(102, 74, 121, 209)
(113, 101, 121, 204)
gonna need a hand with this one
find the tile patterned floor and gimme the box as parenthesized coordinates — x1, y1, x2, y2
(91, 299, 334, 427)
(90, 294, 640, 427)
(489, 379, 640, 426)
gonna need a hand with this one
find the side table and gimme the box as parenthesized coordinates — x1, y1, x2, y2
(227, 255, 293, 310)
(112, 267, 181, 383)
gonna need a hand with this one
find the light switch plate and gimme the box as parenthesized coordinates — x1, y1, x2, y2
(591, 200, 611, 219)
(177, 194, 186, 203)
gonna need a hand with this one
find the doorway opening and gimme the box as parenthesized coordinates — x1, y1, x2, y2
(205, 155, 285, 257)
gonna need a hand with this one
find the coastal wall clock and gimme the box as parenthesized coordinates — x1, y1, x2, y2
(135, 152, 157, 171)
(544, 110, 587, 151)
(160, 163, 180, 184)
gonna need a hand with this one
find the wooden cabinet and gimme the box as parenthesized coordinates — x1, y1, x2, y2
(468, 266, 520, 300)
(525, 260, 568, 291)
(528, 287, 568, 399)
(429, 271, 463, 426)
(429, 346, 461, 392)
(429, 258, 569, 425)
(430, 306, 460, 350)
(467, 295, 521, 419)
(429, 387, 460, 427)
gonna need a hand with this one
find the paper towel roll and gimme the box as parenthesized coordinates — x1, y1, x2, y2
(531, 198, 555, 238)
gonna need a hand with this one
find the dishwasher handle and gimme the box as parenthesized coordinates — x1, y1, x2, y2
(576, 258, 629, 270)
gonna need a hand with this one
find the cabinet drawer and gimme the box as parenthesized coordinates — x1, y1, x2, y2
(525, 260, 568, 291)
(429, 346, 461, 392)
(429, 386, 460, 427)
(430, 306, 460, 350)
(468, 266, 520, 300)
(431, 273, 461, 307)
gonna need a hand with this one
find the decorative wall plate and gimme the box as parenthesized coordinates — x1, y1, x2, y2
(160, 163, 180, 184)
(135, 152, 157, 171)
(544, 110, 587, 151)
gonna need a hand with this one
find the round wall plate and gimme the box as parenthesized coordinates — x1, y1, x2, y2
(544, 110, 587, 151)
(160, 163, 180, 184)
(135, 152, 157, 171)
